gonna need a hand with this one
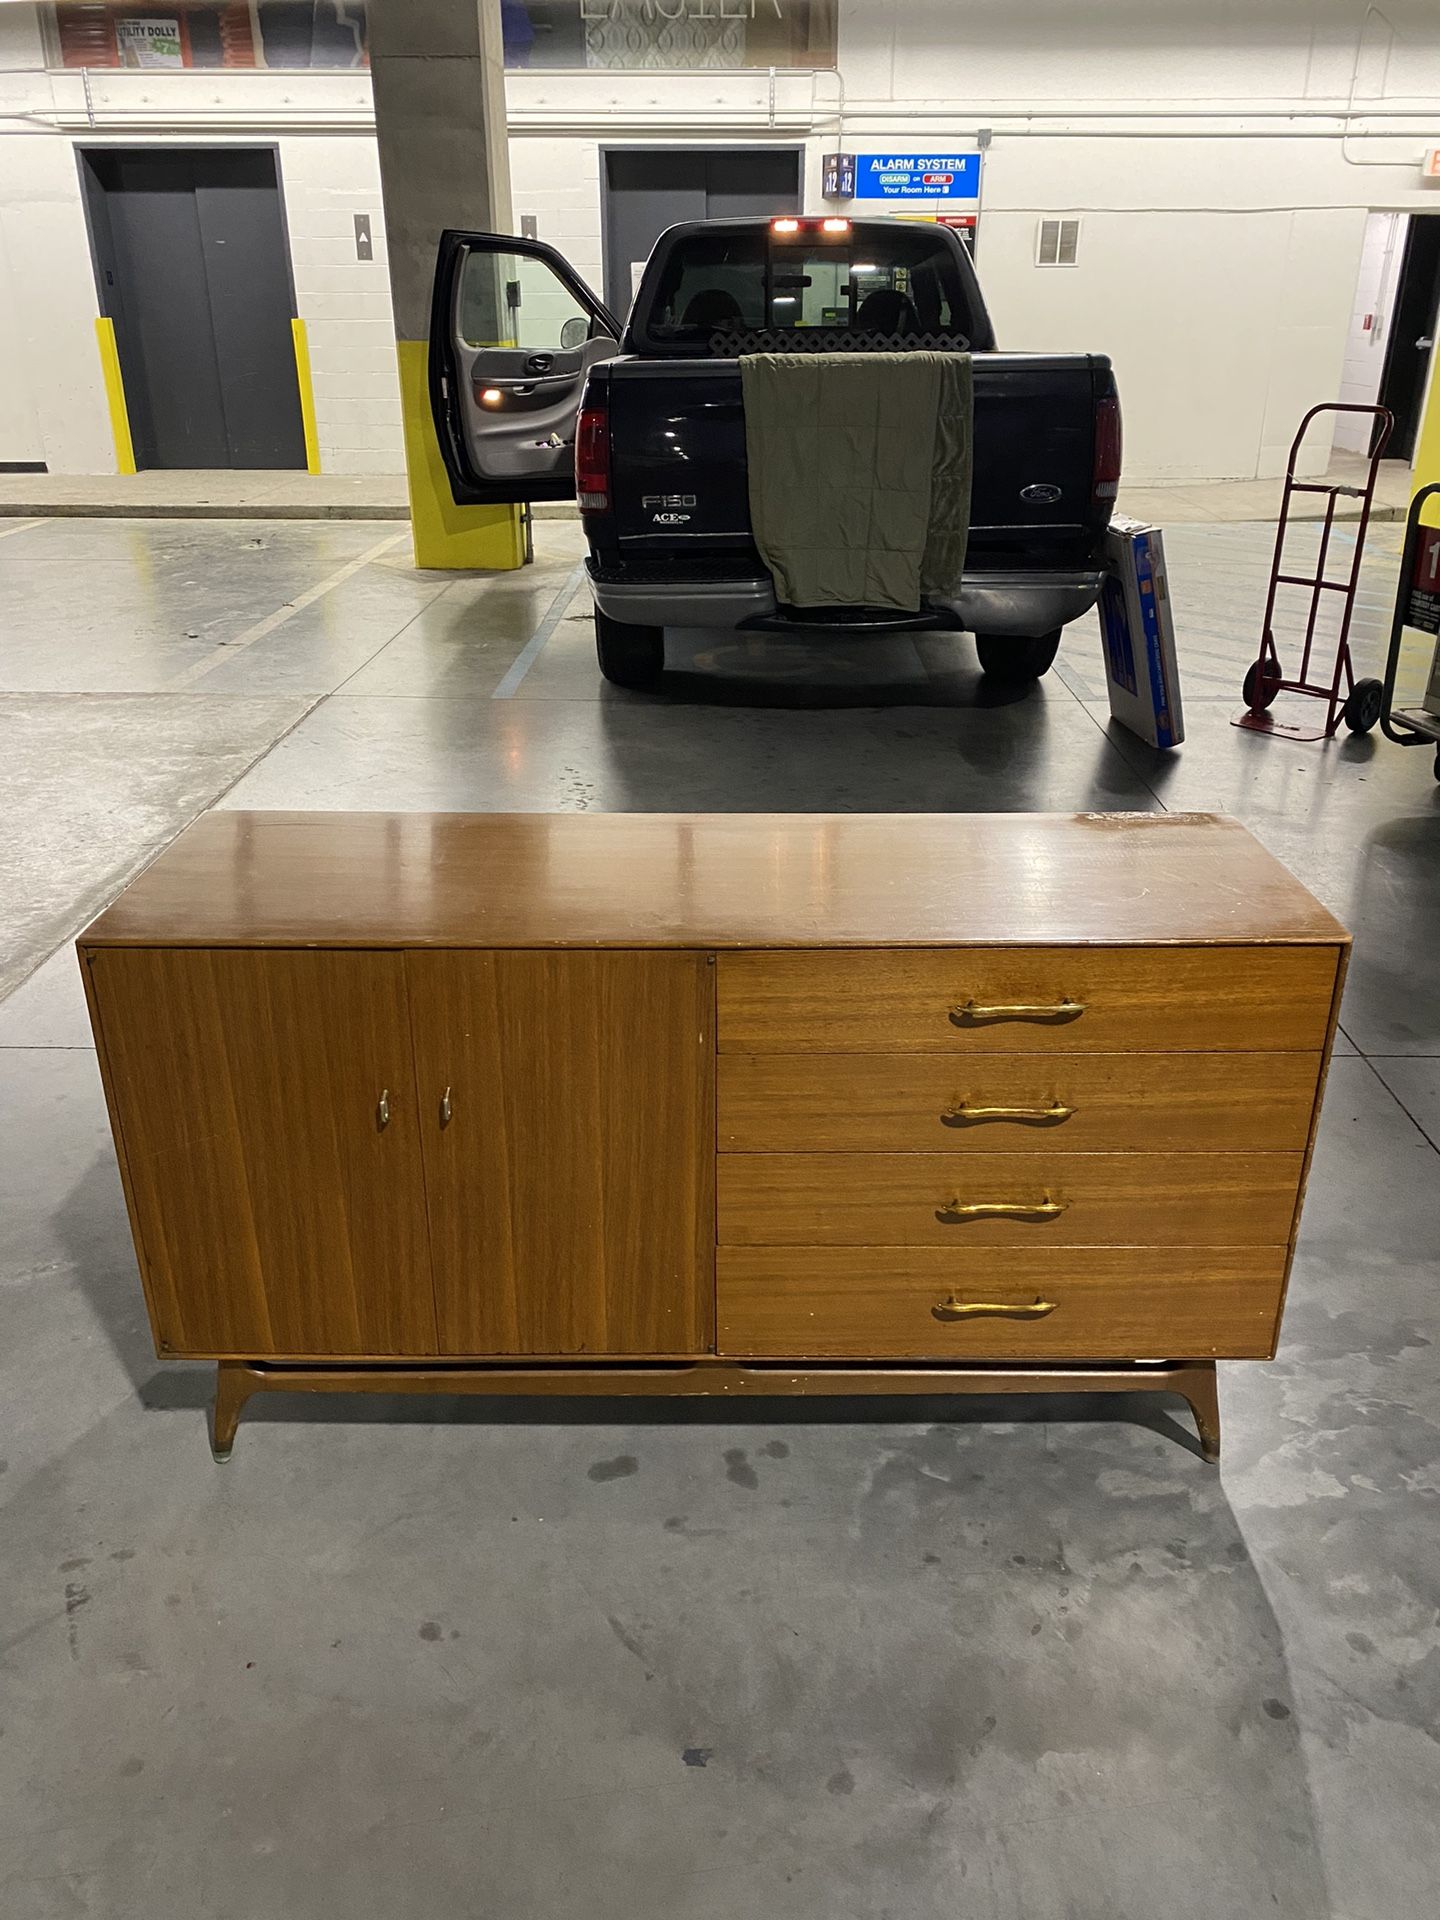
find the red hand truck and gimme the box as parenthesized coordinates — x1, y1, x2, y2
(1235, 401, 1394, 740)
(1370, 480, 1440, 783)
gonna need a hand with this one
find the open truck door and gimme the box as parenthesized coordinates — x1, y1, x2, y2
(429, 229, 622, 506)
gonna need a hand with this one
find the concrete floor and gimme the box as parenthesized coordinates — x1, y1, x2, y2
(1, 510, 1438, 1919)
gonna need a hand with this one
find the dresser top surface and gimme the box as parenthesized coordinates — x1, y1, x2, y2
(79, 811, 1347, 951)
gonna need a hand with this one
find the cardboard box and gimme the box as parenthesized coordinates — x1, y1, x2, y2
(1099, 517, 1185, 749)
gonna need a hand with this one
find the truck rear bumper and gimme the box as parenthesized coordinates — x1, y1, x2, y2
(585, 564, 1106, 636)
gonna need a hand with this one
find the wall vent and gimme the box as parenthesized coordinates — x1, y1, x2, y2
(1036, 218, 1081, 267)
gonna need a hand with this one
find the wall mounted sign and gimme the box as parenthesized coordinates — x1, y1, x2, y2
(938, 211, 978, 256)
(568, 0, 833, 72)
(854, 153, 981, 201)
(1409, 525, 1440, 636)
(115, 17, 183, 67)
(822, 152, 856, 200)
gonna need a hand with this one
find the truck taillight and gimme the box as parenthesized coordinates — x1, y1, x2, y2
(1093, 391, 1122, 502)
(575, 402, 609, 512)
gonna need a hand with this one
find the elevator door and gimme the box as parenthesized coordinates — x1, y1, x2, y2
(602, 147, 802, 320)
(82, 147, 306, 470)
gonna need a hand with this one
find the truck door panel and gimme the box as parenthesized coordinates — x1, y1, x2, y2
(429, 230, 622, 506)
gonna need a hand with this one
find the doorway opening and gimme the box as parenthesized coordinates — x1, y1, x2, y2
(601, 146, 802, 319)
(1374, 212, 1440, 462)
(1335, 212, 1407, 457)
(79, 146, 307, 470)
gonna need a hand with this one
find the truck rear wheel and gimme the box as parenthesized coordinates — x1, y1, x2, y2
(594, 609, 665, 691)
(975, 630, 1062, 684)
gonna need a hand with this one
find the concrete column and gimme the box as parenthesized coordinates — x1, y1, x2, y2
(370, 0, 524, 570)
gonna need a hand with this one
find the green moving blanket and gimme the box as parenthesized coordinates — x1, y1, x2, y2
(739, 350, 973, 614)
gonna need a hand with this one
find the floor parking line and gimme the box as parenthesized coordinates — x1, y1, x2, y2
(491, 562, 586, 700)
(172, 529, 410, 687)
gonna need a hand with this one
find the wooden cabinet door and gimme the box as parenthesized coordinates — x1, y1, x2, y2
(88, 948, 437, 1358)
(407, 952, 714, 1357)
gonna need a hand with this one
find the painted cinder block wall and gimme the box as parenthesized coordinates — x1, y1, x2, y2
(276, 136, 401, 477)
(2, 0, 1439, 480)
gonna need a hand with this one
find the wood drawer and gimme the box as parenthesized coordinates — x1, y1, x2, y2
(717, 1247, 1287, 1360)
(718, 1051, 1323, 1153)
(718, 1151, 1303, 1247)
(717, 946, 1339, 1054)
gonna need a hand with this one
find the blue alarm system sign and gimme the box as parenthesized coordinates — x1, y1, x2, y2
(854, 153, 981, 201)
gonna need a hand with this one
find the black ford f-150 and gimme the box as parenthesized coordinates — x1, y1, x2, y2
(429, 216, 1120, 690)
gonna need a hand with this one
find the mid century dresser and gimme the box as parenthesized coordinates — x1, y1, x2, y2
(78, 811, 1348, 1461)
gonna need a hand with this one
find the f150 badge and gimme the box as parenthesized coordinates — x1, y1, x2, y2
(643, 492, 696, 525)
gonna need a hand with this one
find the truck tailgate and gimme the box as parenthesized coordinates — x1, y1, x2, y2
(605, 353, 1110, 572)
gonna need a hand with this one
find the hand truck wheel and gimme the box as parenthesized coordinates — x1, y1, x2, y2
(1242, 659, 1282, 711)
(1343, 677, 1384, 735)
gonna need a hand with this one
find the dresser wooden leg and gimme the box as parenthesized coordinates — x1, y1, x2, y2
(1177, 1364, 1221, 1463)
(211, 1361, 261, 1462)
(203, 1358, 1224, 1461)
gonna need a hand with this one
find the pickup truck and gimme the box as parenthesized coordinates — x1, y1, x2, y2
(429, 216, 1120, 691)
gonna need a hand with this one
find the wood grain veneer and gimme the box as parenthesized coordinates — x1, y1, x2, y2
(85, 947, 437, 1357)
(76, 810, 1349, 1462)
(407, 950, 714, 1357)
(717, 946, 1339, 1053)
(718, 1151, 1304, 1248)
(717, 1247, 1290, 1361)
(82, 811, 1348, 952)
(718, 1051, 1324, 1153)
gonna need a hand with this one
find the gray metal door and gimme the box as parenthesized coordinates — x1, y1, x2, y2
(602, 147, 801, 320)
(82, 148, 306, 471)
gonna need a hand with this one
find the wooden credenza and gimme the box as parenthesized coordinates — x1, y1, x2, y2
(78, 811, 1347, 1461)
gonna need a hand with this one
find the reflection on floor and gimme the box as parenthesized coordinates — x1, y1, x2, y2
(1, 512, 1437, 1920)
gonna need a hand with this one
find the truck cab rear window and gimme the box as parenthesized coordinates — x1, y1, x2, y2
(641, 227, 983, 350)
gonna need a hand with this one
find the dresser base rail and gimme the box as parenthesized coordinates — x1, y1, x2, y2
(211, 1357, 1220, 1463)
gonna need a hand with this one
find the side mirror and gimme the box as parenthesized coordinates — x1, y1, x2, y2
(560, 315, 588, 351)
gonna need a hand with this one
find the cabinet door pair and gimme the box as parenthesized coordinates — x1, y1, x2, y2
(88, 948, 714, 1361)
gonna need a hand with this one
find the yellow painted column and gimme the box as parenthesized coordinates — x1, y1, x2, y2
(94, 317, 136, 475)
(396, 341, 524, 570)
(290, 318, 322, 476)
(370, 0, 524, 572)
(1411, 345, 1440, 504)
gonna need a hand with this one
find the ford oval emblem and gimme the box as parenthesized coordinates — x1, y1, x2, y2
(1020, 482, 1063, 504)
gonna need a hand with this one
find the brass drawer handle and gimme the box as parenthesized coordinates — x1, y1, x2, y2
(941, 1100, 1075, 1126)
(936, 1197, 1067, 1222)
(377, 1088, 390, 1130)
(440, 1085, 453, 1127)
(950, 997, 1085, 1025)
(933, 1296, 1057, 1321)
